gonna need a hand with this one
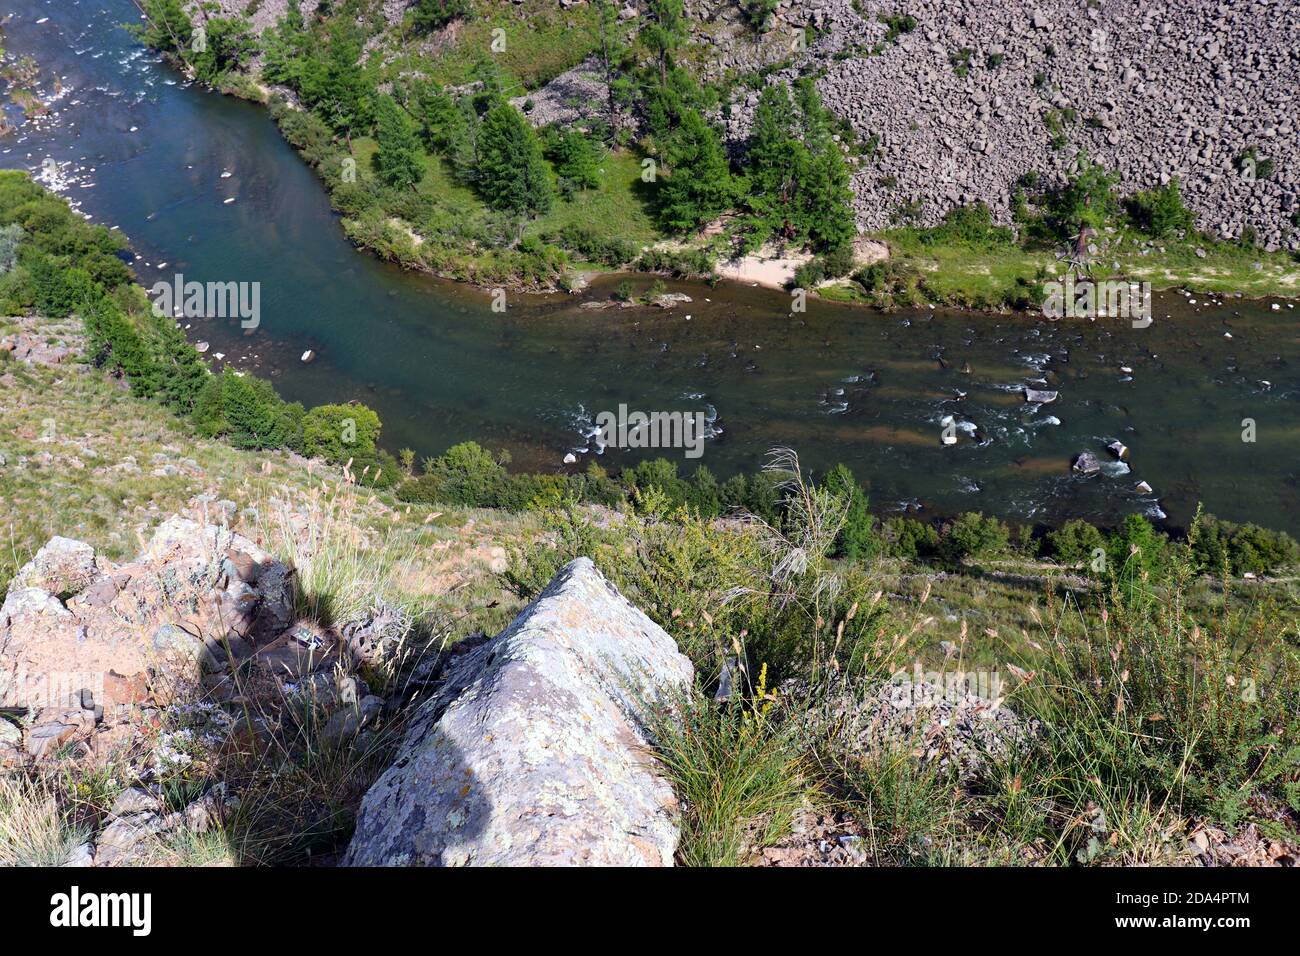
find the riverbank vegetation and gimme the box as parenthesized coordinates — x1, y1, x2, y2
(823, 165, 1300, 309)
(5, 166, 1295, 592)
(0, 170, 398, 483)
(134, 0, 853, 292)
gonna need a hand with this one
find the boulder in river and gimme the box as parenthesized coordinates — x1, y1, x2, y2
(1106, 440, 1129, 460)
(1071, 451, 1101, 475)
(651, 292, 692, 309)
(343, 557, 693, 867)
(1024, 388, 1058, 404)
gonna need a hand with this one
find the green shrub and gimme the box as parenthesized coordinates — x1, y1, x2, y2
(196, 368, 303, 451)
(81, 296, 161, 398)
(634, 245, 716, 278)
(880, 516, 939, 561)
(1105, 513, 1166, 594)
(403, 441, 507, 507)
(820, 463, 876, 562)
(938, 512, 1010, 565)
(1046, 519, 1107, 567)
(820, 242, 857, 278)
(412, 0, 471, 33)
(548, 225, 639, 266)
(0, 223, 23, 274)
(1038, 153, 1119, 238)
(623, 457, 690, 511)
(576, 461, 625, 508)
(27, 255, 101, 318)
(495, 472, 577, 511)
(545, 129, 602, 194)
(1191, 513, 1299, 576)
(1124, 179, 1194, 238)
(851, 260, 923, 306)
(790, 258, 825, 290)
(912, 202, 1014, 249)
(302, 403, 382, 464)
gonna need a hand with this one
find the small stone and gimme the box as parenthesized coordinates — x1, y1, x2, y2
(62, 843, 96, 867)
(321, 695, 384, 746)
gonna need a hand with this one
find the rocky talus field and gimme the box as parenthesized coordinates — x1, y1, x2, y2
(708, 0, 1297, 247)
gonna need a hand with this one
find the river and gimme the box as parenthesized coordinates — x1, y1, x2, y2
(2, 0, 1297, 534)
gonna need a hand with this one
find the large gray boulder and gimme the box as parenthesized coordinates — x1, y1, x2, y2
(344, 558, 693, 867)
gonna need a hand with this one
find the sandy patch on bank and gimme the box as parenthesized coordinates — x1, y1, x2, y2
(716, 247, 814, 289)
(388, 217, 425, 247)
(714, 238, 891, 289)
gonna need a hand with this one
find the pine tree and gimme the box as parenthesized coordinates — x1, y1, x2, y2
(793, 80, 855, 250)
(745, 84, 806, 240)
(301, 25, 372, 140)
(657, 108, 732, 232)
(261, 6, 308, 87)
(743, 80, 856, 251)
(147, 312, 209, 415)
(799, 132, 856, 250)
(550, 130, 601, 193)
(190, 16, 258, 84)
(374, 94, 425, 188)
(642, 0, 686, 86)
(822, 463, 876, 561)
(476, 103, 554, 217)
(138, 0, 193, 56)
(593, 0, 632, 136)
(217, 369, 294, 450)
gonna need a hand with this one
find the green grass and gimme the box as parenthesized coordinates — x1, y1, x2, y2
(829, 225, 1300, 311)
(832, 742, 967, 865)
(380, 0, 602, 93)
(882, 229, 1049, 305)
(527, 150, 661, 251)
(351, 136, 481, 206)
(649, 690, 813, 867)
(0, 327, 534, 638)
(1122, 230, 1300, 296)
(0, 775, 89, 866)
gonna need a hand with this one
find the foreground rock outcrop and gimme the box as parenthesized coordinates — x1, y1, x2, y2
(0, 516, 305, 765)
(344, 558, 693, 867)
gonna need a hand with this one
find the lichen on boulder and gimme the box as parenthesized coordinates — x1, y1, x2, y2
(344, 558, 693, 867)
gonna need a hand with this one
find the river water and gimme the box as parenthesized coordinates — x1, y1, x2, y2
(3, 0, 1297, 533)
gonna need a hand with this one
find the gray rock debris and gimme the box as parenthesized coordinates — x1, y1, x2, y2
(824, 678, 1035, 784)
(711, 0, 1299, 250)
(344, 558, 693, 867)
